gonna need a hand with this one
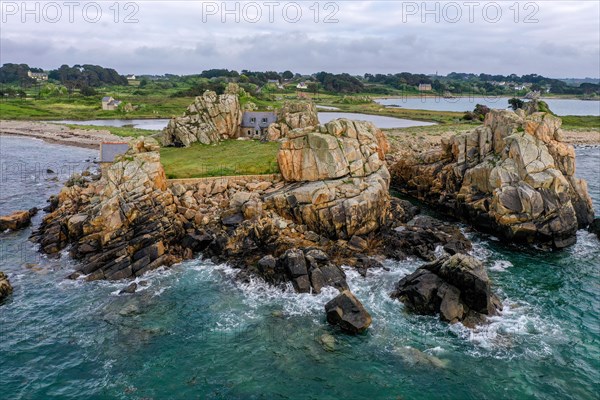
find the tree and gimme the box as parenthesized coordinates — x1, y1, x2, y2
(282, 70, 294, 80)
(508, 98, 524, 111)
(80, 86, 97, 96)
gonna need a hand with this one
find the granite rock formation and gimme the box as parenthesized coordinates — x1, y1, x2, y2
(31, 138, 186, 280)
(264, 119, 391, 239)
(265, 101, 319, 141)
(158, 83, 243, 147)
(391, 110, 594, 248)
(0, 208, 38, 231)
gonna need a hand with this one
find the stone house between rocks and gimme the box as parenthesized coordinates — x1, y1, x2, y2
(99, 142, 129, 167)
(239, 111, 277, 139)
(102, 96, 122, 111)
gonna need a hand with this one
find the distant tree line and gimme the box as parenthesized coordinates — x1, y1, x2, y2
(2, 62, 598, 97)
(48, 64, 127, 88)
(0, 63, 127, 91)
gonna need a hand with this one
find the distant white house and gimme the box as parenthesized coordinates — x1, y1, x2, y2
(418, 83, 432, 91)
(296, 82, 308, 90)
(101, 96, 122, 111)
(99, 142, 129, 163)
(126, 74, 136, 80)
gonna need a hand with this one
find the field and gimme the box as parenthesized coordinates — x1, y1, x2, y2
(62, 124, 159, 138)
(160, 140, 280, 179)
(2, 82, 598, 179)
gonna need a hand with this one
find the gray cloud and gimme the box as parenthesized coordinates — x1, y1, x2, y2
(0, 1, 598, 77)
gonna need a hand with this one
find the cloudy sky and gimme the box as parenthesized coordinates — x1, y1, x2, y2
(1, 1, 599, 77)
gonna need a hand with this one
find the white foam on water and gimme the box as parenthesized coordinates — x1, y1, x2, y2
(450, 300, 562, 359)
(489, 260, 513, 272)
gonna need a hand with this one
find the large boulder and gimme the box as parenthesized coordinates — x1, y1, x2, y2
(265, 101, 319, 141)
(264, 119, 391, 239)
(391, 110, 594, 248)
(158, 83, 243, 147)
(31, 137, 185, 280)
(277, 119, 389, 182)
(256, 248, 348, 294)
(391, 254, 502, 326)
(0, 271, 12, 302)
(325, 290, 372, 334)
(264, 168, 390, 239)
(0, 208, 38, 231)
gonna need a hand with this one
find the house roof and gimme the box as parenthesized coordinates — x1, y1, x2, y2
(100, 142, 129, 163)
(102, 96, 113, 102)
(241, 111, 277, 128)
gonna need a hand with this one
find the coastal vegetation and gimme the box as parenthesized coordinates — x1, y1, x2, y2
(1, 64, 598, 133)
(160, 140, 279, 179)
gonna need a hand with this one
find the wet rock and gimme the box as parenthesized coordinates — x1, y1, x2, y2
(0, 272, 13, 302)
(355, 255, 384, 277)
(325, 290, 372, 334)
(391, 254, 502, 325)
(589, 218, 600, 239)
(181, 232, 213, 252)
(0, 208, 38, 231)
(119, 282, 138, 294)
(318, 333, 336, 351)
(382, 215, 472, 261)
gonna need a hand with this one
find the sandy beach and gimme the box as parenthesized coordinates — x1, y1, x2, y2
(0, 120, 123, 149)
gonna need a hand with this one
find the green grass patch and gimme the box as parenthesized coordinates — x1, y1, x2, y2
(62, 124, 157, 138)
(561, 115, 600, 130)
(160, 140, 280, 179)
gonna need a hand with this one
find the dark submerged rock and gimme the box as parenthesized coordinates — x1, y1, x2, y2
(325, 290, 372, 334)
(391, 254, 502, 326)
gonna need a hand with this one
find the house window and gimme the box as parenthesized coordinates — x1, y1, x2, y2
(261, 118, 268, 124)
(250, 117, 256, 124)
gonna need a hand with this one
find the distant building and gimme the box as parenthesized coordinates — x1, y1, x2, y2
(99, 142, 129, 163)
(27, 71, 48, 81)
(126, 75, 136, 80)
(240, 111, 277, 138)
(102, 96, 122, 111)
(296, 82, 308, 90)
(418, 83, 432, 91)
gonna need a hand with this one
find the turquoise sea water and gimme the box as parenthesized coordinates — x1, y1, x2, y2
(1, 136, 599, 399)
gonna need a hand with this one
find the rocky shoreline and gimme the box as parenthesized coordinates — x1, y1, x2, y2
(390, 109, 595, 248)
(0, 120, 121, 149)
(4, 98, 595, 333)
(26, 116, 495, 333)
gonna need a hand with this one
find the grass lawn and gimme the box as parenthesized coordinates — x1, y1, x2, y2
(63, 124, 158, 138)
(561, 115, 600, 130)
(160, 140, 280, 179)
(0, 96, 194, 120)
